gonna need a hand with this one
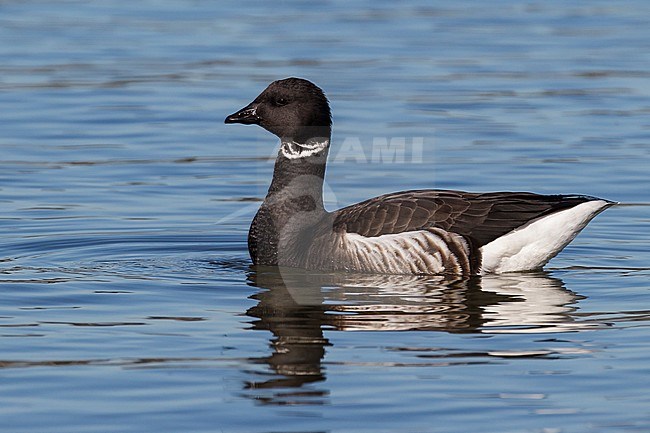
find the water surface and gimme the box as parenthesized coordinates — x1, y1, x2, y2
(1, 1, 649, 432)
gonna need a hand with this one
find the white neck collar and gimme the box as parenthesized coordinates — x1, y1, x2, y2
(280, 139, 329, 160)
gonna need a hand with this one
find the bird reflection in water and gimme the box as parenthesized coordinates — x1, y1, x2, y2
(244, 267, 583, 404)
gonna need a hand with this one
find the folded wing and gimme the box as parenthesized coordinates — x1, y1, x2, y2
(332, 189, 599, 246)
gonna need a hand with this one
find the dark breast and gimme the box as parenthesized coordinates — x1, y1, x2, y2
(248, 206, 279, 265)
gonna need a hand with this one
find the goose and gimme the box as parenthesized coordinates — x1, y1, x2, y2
(225, 77, 614, 275)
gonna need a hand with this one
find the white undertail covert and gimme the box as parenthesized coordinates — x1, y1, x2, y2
(480, 200, 611, 273)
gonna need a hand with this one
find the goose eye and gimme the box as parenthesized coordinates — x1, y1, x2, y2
(274, 97, 288, 107)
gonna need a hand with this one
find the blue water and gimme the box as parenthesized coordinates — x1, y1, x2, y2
(1, 1, 649, 432)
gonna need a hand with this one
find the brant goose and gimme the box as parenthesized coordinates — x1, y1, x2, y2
(225, 78, 614, 275)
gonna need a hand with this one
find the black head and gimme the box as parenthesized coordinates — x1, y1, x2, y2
(225, 78, 332, 143)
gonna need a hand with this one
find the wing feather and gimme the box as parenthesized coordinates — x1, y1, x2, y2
(332, 189, 597, 246)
